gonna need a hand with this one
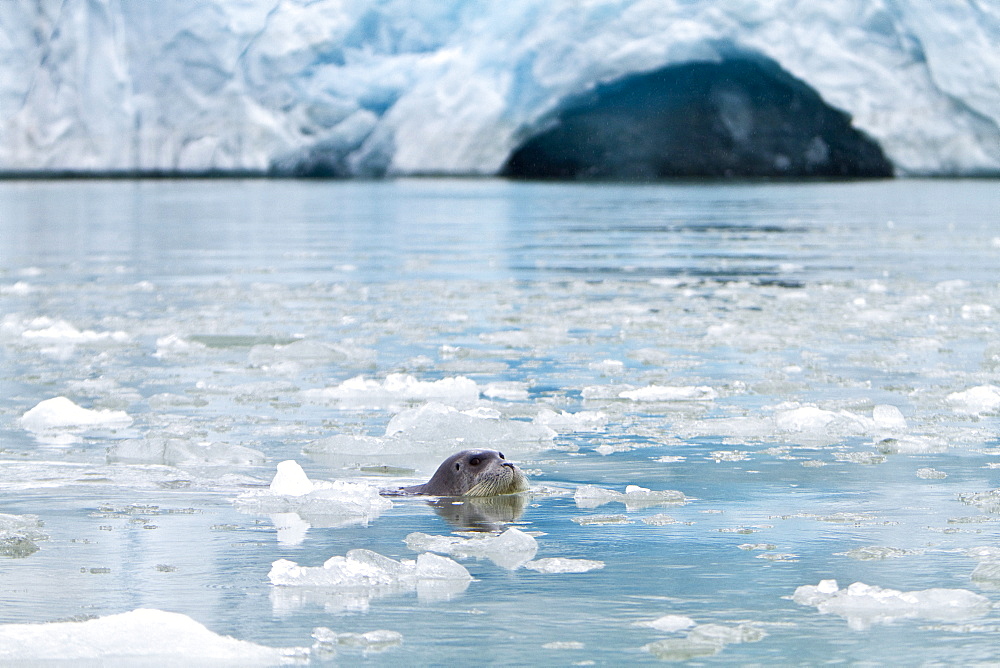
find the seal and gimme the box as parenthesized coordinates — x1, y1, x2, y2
(390, 449, 528, 497)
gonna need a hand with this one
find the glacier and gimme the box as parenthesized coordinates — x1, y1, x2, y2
(1, 0, 998, 176)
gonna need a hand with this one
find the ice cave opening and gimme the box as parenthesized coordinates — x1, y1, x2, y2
(502, 57, 894, 180)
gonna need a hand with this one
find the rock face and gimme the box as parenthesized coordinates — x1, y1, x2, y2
(503, 58, 893, 180)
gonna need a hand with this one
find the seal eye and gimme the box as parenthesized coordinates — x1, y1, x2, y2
(469, 457, 481, 466)
(498, 452, 505, 459)
(454, 463, 460, 471)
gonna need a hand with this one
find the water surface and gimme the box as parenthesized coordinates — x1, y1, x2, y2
(1, 179, 999, 664)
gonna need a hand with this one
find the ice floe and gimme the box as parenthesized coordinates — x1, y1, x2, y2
(947, 385, 1000, 416)
(304, 402, 557, 469)
(792, 579, 993, 629)
(107, 438, 265, 467)
(303, 374, 480, 410)
(642, 622, 767, 661)
(405, 528, 538, 570)
(522, 557, 605, 573)
(269, 549, 471, 610)
(0, 513, 47, 558)
(574, 485, 688, 510)
(235, 461, 391, 530)
(618, 385, 718, 402)
(20, 397, 133, 434)
(0, 608, 307, 664)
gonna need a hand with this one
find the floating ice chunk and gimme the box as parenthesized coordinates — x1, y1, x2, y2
(0, 608, 305, 664)
(916, 467, 948, 479)
(875, 436, 948, 455)
(153, 334, 207, 358)
(573, 514, 632, 525)
(619, 385, 718, 402)
(248, 338, 366, 368)
(19, 317, 130, 344)
(384, 402, 556, 444)
(872, 405, 907, 431)
(643, 623, 766, 661)
(533, 409, 608, 432)
(482, 381, 530, 401)
(235, 461, 391, 529)
(634, 614, 696, 633)
(303, 374, 480, 409)
(311, 626, 402, 653)
(405, 528, 538, 570)
(269, 549, 471, 606)
(522, 557, 605, 573)
(836, 546, 920, 561)
(107, 438, 265, 467)
(0, 513, 48, 558)
(270, 460, 315, 496)
(543, 641, 585, 650)
(792, 579, 993, 629)
(20, 397, 132, 433)
(959, 488, 1000, 514)
(947, 385, 1000, 416)
(574, 484, 687, 510)
(589, 359, 625, 374)
(774, 405, 869, 433)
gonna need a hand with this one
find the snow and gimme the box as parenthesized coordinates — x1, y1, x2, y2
(2, 2, 998, 176)
(792, 579, 994, 630)
(0, 608, 306, 664)
(20, 397, 133, 433)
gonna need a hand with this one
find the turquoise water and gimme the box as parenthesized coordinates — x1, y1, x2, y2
(1, 178, 999, 664)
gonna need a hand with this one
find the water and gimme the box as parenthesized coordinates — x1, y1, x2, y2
(1, 178, 999, 664)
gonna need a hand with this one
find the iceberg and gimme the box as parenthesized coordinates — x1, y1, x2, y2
(2, 1, 997, 176)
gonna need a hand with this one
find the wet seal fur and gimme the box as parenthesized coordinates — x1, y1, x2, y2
(387, 449, 528, 497)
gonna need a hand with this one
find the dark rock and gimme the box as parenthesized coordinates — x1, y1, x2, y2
(503, 58, 893, 180)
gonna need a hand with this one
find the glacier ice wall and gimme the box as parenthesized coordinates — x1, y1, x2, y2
(2, 0, 998, 177)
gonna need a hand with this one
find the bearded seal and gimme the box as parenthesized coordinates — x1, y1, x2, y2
(388, 449, 528, 497)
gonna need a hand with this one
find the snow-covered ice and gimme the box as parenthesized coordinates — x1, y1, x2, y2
(20, 397, 133, 433)
(0, 609, 307, 664)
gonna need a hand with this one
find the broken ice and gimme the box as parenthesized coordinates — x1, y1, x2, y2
(235, 461, 391, 533)
(792, 579, 993, 629)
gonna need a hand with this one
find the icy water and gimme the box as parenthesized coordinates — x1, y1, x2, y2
(1, 178, 999, 665)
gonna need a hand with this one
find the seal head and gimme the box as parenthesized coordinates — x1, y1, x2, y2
(394, 449, 528, 497)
